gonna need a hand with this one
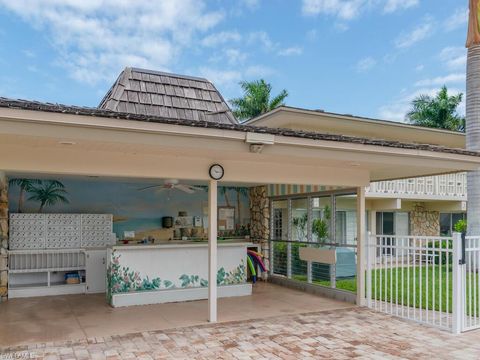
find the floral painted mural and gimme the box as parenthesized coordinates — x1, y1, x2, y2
(107, 250, 246, 304)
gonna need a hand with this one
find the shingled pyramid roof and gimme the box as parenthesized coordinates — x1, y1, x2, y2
(99, 67, 238, 124)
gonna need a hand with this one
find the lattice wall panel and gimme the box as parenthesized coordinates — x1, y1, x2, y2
(9, 214, 114, 249)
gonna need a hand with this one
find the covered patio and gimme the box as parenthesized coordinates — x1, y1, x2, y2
(1, 93, 480, 338)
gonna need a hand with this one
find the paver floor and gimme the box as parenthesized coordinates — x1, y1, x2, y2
(0, 282, 353, 347)
(1, 307, 480, 359)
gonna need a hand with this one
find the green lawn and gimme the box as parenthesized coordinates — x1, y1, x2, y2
(292, 266, 480, 315)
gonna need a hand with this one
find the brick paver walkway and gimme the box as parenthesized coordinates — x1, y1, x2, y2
(1, 307, 479, 359)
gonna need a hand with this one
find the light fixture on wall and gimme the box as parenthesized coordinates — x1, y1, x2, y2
(245, 132, 274, 154)
(58, 140, 76, 146)
(249, 144, 264, 153)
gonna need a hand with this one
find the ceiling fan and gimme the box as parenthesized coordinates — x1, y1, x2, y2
(137, 179, 204, 194)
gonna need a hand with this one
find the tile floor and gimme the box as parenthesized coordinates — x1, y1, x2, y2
(0, 282, 353, 348)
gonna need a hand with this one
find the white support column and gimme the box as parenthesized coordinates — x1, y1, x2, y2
(287, 198, 292, 279)
(307, 196, 313, 284)
(356, 187, 366, 306)
(208, 179, 218, 323)
(452, 232, 465, 334)
(366, 210, 376, 308)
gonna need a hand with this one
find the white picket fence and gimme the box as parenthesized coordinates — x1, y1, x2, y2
(366, 233, 480, 333)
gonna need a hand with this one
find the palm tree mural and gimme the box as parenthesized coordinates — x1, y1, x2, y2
(229, 79, 288, 121)
(233, 187, 248, 224)
(466, 0, 480, 235)
(27, 180, 69, 212)
(8, 178, 42, 213)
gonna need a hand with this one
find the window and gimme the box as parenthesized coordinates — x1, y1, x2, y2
(272, 200, 287, 240)
(440, 213, 466, 236)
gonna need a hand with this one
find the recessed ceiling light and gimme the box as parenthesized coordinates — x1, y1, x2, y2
(59, 141, 76, 146)
(349, 162, 361, 167)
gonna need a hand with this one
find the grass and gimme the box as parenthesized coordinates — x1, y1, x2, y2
(291, 266, 480, 315)
(292, 274, 356, 292)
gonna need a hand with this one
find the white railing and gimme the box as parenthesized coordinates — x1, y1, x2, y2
(367, 234, 456, 332)
(367, 173, 467, 198)
(366, 233, 480, 333)
(463, 236, 480, 332)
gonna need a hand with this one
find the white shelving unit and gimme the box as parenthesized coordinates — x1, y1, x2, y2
(8, 213, 114, 298)
(8, 249, 87, 298)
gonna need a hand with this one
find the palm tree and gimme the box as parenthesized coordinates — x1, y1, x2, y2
(229, 79, 288, 121)
(406, 86, 465, 132)
(235, 187, 249, 225)
(218, 186, 231, 207)
(8, 178, 42, 213)
(27, 180, 69, 212)
(466, 0, 480, 235)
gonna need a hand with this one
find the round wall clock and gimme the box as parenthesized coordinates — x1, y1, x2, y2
(209, 164, 224, 180)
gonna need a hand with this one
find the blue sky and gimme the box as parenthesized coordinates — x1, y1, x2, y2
(0, 0, 468, 122)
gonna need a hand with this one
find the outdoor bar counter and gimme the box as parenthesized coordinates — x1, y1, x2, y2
(106, 241, 253, 307)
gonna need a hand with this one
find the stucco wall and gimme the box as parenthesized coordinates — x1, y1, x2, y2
(409, 203, 439, 236)
(0, 173, 8, 302)
(249, 186, 270, 271)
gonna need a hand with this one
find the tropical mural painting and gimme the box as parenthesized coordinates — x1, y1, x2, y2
(8, 177, 250, 239)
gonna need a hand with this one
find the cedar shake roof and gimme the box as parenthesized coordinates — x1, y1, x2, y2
(0, 97, 479, 158)
(98, 67, 237, 124)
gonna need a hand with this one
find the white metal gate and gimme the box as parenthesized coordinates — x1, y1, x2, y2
(366, 233, 480, 333)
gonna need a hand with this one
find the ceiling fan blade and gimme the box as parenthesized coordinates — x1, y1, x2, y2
(175, 184, 195, 194)
(190, 185, 207, 191)
(137, 184, 164, 191)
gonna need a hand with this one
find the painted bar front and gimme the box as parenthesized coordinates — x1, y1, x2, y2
(106, 242, 252, 307)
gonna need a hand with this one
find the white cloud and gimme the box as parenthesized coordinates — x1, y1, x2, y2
(415, 64, 424, 72)
(201, 31, 242, 47)
(356, 56, 376, 72)
(395, 17, 435, 48)
(0, 0, 224, 84)
(277, 47, 303, 56)
(302, 0, 417, 20)
(224, 48, 248, 65)
(198, 64, 274, 87)
(244, 65, 275, 78)
(444, 7, 468, 32)
(242, 0, 260, 10)
(247, 31, 276, 51)
(22, 49, 36, 58)
(439, 46, 467, 70)
(378, 87, 465, 122)
(301, 0, 371, 20)
(383, 0, 418, 14)
(306, 29, 318, 41)
(414, 73, 465, 87)
(198, 67, 242, 87)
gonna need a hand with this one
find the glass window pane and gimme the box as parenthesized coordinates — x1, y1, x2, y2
(452, 213, 465, 232)
(335, 194, 357, 245)
(382, 212, 394, 235)
(312, 196, 331, 244)
(272, 200, 287, 240)
(440, 213, 451, 236)
(292, 198, 308, 241)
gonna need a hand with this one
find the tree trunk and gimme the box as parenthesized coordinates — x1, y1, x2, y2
(38, 202, 45, 213)
(466, 45, 480, 235)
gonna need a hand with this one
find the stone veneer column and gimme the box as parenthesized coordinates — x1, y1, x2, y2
(0, 172, 8, 302)
(409, 203, 440, 236)
(249, 186, 270, 275)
